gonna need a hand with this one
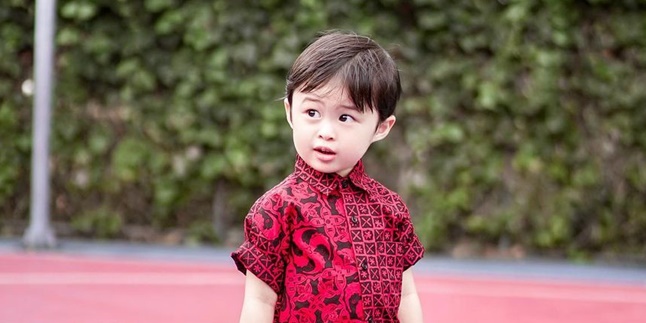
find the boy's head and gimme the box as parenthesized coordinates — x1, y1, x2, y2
(285, 31, 402, 122)
(284, 31, 402, 177)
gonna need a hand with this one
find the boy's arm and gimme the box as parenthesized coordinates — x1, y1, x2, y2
(398, 268, 424, 323)
(239, 271, 277, 323)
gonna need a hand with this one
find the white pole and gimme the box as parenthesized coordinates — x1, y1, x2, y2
(23, 0, 58, 249)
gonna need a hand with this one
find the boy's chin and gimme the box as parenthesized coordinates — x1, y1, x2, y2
(306, 160, 339, 174)
(309, 164, 337, 174)
(309, 162, 353, 177)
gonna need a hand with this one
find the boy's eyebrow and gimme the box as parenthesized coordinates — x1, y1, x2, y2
(303, 97, 360, 112)
(339, 103, 362, 112)
(302, 96, 324, 104)
(301, 92, 362, 112)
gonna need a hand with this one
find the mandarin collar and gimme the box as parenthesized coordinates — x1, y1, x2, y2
(294, 155, 369, 195)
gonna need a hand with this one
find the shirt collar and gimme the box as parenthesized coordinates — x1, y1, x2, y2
(294, 155, 370, 195)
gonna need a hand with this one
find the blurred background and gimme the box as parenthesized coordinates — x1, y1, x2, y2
(1, 0, 646, 264)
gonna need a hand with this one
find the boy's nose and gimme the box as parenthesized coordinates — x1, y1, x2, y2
(317, 121, 335, 140)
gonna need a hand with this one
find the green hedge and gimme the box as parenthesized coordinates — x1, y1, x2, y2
(1, 0, 645, 259)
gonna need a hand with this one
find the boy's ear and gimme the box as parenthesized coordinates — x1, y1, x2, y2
(284, 98, 293, 129)
(372, 115, 396, 143)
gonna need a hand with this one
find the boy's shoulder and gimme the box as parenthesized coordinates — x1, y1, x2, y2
(360, 174, 408, 208)
(250, 173, 300, 204)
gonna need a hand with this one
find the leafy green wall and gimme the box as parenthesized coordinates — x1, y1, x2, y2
(1, 0, 645, 259)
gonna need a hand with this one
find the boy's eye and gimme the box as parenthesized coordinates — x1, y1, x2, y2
(339, 114, 355, 122)
(306, 109, 320, 118)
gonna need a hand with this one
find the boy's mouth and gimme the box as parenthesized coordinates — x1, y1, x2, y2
(314, 147, 335, 155)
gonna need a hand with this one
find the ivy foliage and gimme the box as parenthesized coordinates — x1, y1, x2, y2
(1, 0, 645, 258)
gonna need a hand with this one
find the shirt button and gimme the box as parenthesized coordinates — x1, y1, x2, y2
(367, 316, 373, 323)
(361, 261, 368, 271)
(341, 180, 349, 188)
(351, 216, 358, 224)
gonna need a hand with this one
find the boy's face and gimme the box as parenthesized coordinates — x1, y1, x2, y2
(284, 78, 396, 177)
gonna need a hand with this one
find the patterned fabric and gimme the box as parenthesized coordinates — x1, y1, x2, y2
(232, 156, 425, 323)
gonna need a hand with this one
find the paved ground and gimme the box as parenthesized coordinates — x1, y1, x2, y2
(1, 238, 645, 323)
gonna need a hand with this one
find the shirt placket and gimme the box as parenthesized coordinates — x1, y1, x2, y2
(340, 178, 375, 323)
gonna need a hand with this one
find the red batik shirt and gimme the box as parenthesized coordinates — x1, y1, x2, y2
(232, 156, 425, 323)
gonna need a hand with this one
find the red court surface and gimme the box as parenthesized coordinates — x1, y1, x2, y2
(1, 252, 646, 323)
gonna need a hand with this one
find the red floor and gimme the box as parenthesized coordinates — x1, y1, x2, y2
(1, 253, 645, 323)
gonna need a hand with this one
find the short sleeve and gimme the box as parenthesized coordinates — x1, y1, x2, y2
(231, 192, 291, 294)
(397, 204, 425, 270)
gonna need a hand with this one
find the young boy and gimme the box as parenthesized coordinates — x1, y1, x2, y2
(232, 31, 425, 323)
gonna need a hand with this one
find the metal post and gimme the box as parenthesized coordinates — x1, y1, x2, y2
(23, 0, 58, 249)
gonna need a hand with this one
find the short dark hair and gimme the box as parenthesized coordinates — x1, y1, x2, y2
(285, 31, 402, 122)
